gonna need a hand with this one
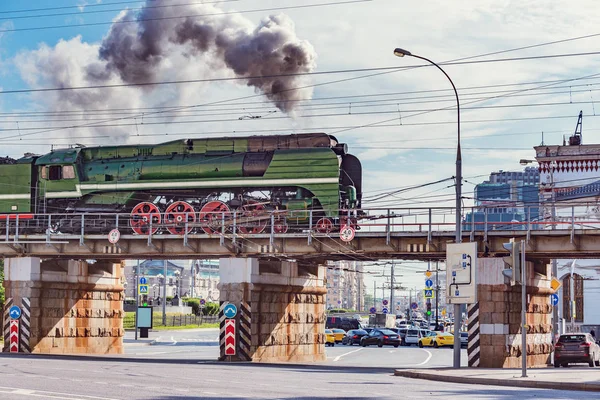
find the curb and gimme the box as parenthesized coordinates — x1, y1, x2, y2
(394, 369, 600, 392)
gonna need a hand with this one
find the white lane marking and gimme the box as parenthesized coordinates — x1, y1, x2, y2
(333, 348, 363, 362)
(417, 349, 433, 366)
(389, 350, 397, 354)
(0, 386, 120, 400)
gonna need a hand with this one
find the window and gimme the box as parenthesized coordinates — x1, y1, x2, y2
(62, 165, 75, 179)
(41, 165, 75, 180)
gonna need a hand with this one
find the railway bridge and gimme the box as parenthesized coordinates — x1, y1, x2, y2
(2, 205, 598, 366)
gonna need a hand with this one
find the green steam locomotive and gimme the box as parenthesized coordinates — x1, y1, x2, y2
(0, 133, 362, 235)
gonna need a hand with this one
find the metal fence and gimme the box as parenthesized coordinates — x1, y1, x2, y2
(123, 313, 218, 329)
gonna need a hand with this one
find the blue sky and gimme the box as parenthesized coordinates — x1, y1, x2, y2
(1, 0, 600, 294)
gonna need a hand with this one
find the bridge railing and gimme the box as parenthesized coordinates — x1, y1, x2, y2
(1, 203, 599, 245)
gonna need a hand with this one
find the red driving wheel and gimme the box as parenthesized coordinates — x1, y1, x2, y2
(164, 201, 196, 235)
(130, 202, 161, 235)
(273, 219, 289, 234)
(199, 201, 230, 234)
(238, 200, 268, 234)
(315, 217, 334, 234)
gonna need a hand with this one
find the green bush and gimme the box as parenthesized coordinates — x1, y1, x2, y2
(166, 296, 173, 302)
(185, 298, 200, 315)
(203, 302, 219, 316)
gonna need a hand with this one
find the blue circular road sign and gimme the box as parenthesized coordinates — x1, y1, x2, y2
(369, 307, 377, 314)
(550, 293, 559, 306)
(9, 305, 21, 320)
(425, 279, 433, 288)
(139, 277, 147, 285)
(411, 302, 418, 310)
(382, 299, 389, 306)
(223, 303, 238, 319)
(200, 298, 206, 305)
(382, 307, 389, 314)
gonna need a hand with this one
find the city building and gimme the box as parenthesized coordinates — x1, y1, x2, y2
(124, 259, 220, 302)
(464, 167, 540, 230)
(325, 261, 365, 311)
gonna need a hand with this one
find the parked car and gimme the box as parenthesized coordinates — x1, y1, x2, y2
(325, 329, 335, 347)
(360, 328, 401, 348)
(419, 331, 454, 348)
(460, 331, 468, 347)
(342, 329, 369, 345)
(404, 328, 425, 346)
(554, 333, 600, 368)
(331, 328, 346, 343)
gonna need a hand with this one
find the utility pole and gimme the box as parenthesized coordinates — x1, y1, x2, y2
(373, 281, 376, 309)
(521, 240, 527, 378)
(435, 261, 439, 329)
(134, 260, 139, 341)
(389, 261, 395, 313)
(162, 259, 167, 326)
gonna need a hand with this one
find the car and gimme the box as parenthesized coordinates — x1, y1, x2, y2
(342, 329, 369, 345)
(363, 327, 374, 335)
(460, 331, 468, 347)
(331, 328, 346, 343)
(554, 333, 600, 368)
(360, 328, 401, 347)
(325, 329, 335, 347)
(403, 328, 424, 346)
(386, 327, 409, 345)
(326, 316, 362, 331)
(419, 331, 455, 348)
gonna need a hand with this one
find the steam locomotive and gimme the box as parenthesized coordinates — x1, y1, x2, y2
(0, 133, 362, 235)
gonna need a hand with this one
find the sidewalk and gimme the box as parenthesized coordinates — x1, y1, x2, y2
(394, 368, 600, 392)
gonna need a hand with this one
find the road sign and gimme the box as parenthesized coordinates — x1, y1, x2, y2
(369, 307, 376, 314)
(339, 225, 355, 242)
(382, 307, 389, 314)
(446, 242, 478, 304)
(550, 277, 562, 291)
(551, 293, 559, 306)
(425, 279, 433, 288)
(224, 319, 236, 356)
(411, 302, 418, 310)
(425, 270, 432, 278)
(108, 228, 120, 244)
(382, 299, 388, 306)
(139, 277, 147, 285)
(9, 305, 21, 320)
(441, 308, 447, 316)
(424, 289, 435, 299)
(139, 284, 149, 295)
(200, 299, 206, 305)
(9, 320, 19, 353)
(223, 303, 238, 319)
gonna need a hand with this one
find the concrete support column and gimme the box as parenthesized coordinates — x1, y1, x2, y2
(2, 257, 125, 354)
(474, 258, 553, 368)
(218, 258, 327, 363)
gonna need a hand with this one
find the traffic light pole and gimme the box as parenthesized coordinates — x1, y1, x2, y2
(435, 264, 439, 329)
(521, 240, 527, 378)
(134, 259, 139, 341)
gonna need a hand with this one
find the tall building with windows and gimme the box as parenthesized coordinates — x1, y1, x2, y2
(464, 167, 540, 230)
(325, 261, 365, 311)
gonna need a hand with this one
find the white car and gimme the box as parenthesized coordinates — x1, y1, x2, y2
(404, 328, 425, 346)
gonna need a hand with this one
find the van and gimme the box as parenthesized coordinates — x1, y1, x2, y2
(405, 328, 425, 346)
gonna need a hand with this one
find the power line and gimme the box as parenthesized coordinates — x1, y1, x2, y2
(0, 0, 164, 14)
(0, 0, 240, 21)
(4, 51, 600, 95)
(0, 0, 373, 33)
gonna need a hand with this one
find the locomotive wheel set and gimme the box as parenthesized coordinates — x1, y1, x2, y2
(0, 133, 362, 236)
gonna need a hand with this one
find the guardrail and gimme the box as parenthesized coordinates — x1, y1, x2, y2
(1, 204, 598, 246)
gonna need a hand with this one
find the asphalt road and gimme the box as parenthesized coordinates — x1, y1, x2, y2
(0, 330, 589, 399)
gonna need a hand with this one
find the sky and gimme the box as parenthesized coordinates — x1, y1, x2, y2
(1, 0, 600, 299)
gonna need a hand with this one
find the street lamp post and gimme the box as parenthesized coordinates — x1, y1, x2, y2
(394, 48, 462, 368)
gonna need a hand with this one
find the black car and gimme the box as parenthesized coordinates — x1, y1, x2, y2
(387, 327, 409, 345)
(342, 329, 369, 345)
(554, 333, 600, 368)
(360, 328, 401, 348)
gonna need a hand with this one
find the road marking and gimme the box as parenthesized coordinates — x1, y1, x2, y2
(416, 349, 433, 366)
(0, 386, 120, 400)
(389, 350, 397, 354)
(333, 348, 363, 362)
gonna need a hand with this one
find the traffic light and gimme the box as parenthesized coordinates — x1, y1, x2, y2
(502, 240, 522, 285)
(426, 302, 432, 316)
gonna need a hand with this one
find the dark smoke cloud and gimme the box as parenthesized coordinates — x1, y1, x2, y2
(97, 1, 317, 112)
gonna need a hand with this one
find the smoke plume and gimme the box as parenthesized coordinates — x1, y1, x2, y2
(14, 1, 317, 143)
(97, 1, 316, 112)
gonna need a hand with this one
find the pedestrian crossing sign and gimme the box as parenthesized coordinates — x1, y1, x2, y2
(424, 289, 435, 299)
(139, 284, 149, 294)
